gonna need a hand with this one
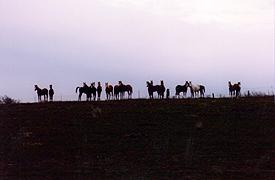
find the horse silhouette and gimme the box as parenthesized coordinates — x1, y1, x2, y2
(228, 81, 241, 97)
(114, 85, 120, 100)
(146, 81, 158, 99)
(188, 81, 205, 98)
(118, 81, 133, 99)
(158, 80, 166, 99)
(76, 83, 90, 101)
(97, 82, 102, 101)
(105, 82, 113, 100)
(146, 80, 165, 99)
(175, 81, 189, 98)
(89, 82, 97, 101)
(34, 85, 48, 102)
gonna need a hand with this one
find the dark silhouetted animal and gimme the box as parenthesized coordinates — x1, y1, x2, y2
(118, 81, 133, 99)
(114, 85, 120, 100)
(175, 81, 189, 98)
(34, 85, 48, 102)
(97, 82, 102, 100)
(76, 83, 90, 101)
(147, 81, 158, 99)
(158, 80, 166, 99)
(146, 80, 165, 99)
(90, 82, 97, 101)
(228, 81, 241, 97)
(105, 82, 113, 100)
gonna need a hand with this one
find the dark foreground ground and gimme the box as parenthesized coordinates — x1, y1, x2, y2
(0, 97, 275, 179)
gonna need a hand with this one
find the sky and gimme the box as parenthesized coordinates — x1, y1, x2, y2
(0, 0, 274, 102)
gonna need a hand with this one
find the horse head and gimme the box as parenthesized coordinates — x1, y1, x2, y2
(185, 81, 189, 86)
(146, 81, 152, 87)
(34, 85, 39, 91)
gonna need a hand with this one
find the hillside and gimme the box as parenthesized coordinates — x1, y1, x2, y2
(0, 97, 275, 179)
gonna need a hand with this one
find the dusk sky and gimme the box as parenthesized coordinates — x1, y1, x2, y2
(0, 0, 274, 102)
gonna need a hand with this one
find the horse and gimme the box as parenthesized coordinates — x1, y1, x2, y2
(175, 81, 189, 98)
(34, 85, 48, 102)
(114, 85, 120, 100)
(146, 80, 165, 99)
(187, 81, 205, 98)
(97, 82, 102, 101)
(76, 83, 91, 101)
(118, 81, 133, 99)
(90, 82, 97, 101)
(105, 82, 113, 100)
(158, 80, 166, 99)
(228, 81, 241, 97)
(146, 81, 158, 99)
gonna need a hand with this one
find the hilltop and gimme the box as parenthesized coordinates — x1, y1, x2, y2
(0, 97, 275, 179)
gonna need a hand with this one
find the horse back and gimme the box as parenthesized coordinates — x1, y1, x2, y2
(41, 88, 48, 95)
(126, 85, 133, 92)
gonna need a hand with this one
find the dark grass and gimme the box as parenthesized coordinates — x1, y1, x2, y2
(0, 96, 275, 179)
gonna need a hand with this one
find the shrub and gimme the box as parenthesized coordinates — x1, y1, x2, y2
(0, 95, 20, 104)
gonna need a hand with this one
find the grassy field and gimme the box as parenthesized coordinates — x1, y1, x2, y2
(0, 96, 275, 179)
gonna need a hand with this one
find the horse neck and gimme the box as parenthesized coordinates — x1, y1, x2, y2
(35, 87, 41, 92)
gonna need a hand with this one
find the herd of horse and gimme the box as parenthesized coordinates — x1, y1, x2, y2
(34, 81, 241, 102)
(76, 81, 133, 101)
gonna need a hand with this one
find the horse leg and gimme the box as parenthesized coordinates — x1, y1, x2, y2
(236, 90, 239, 97)
(128, 91, 131, 99)
(79, 93, 82, 101)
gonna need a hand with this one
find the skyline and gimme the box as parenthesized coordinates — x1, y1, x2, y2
(0, 0, 274, 102)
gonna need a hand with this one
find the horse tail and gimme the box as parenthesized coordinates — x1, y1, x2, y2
(76, 87, 80, 93)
